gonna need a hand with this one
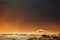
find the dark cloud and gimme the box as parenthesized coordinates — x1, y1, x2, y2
(0, 0, 60, 23)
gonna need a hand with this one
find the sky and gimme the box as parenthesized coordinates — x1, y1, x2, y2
(0, 0, 60, 33)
